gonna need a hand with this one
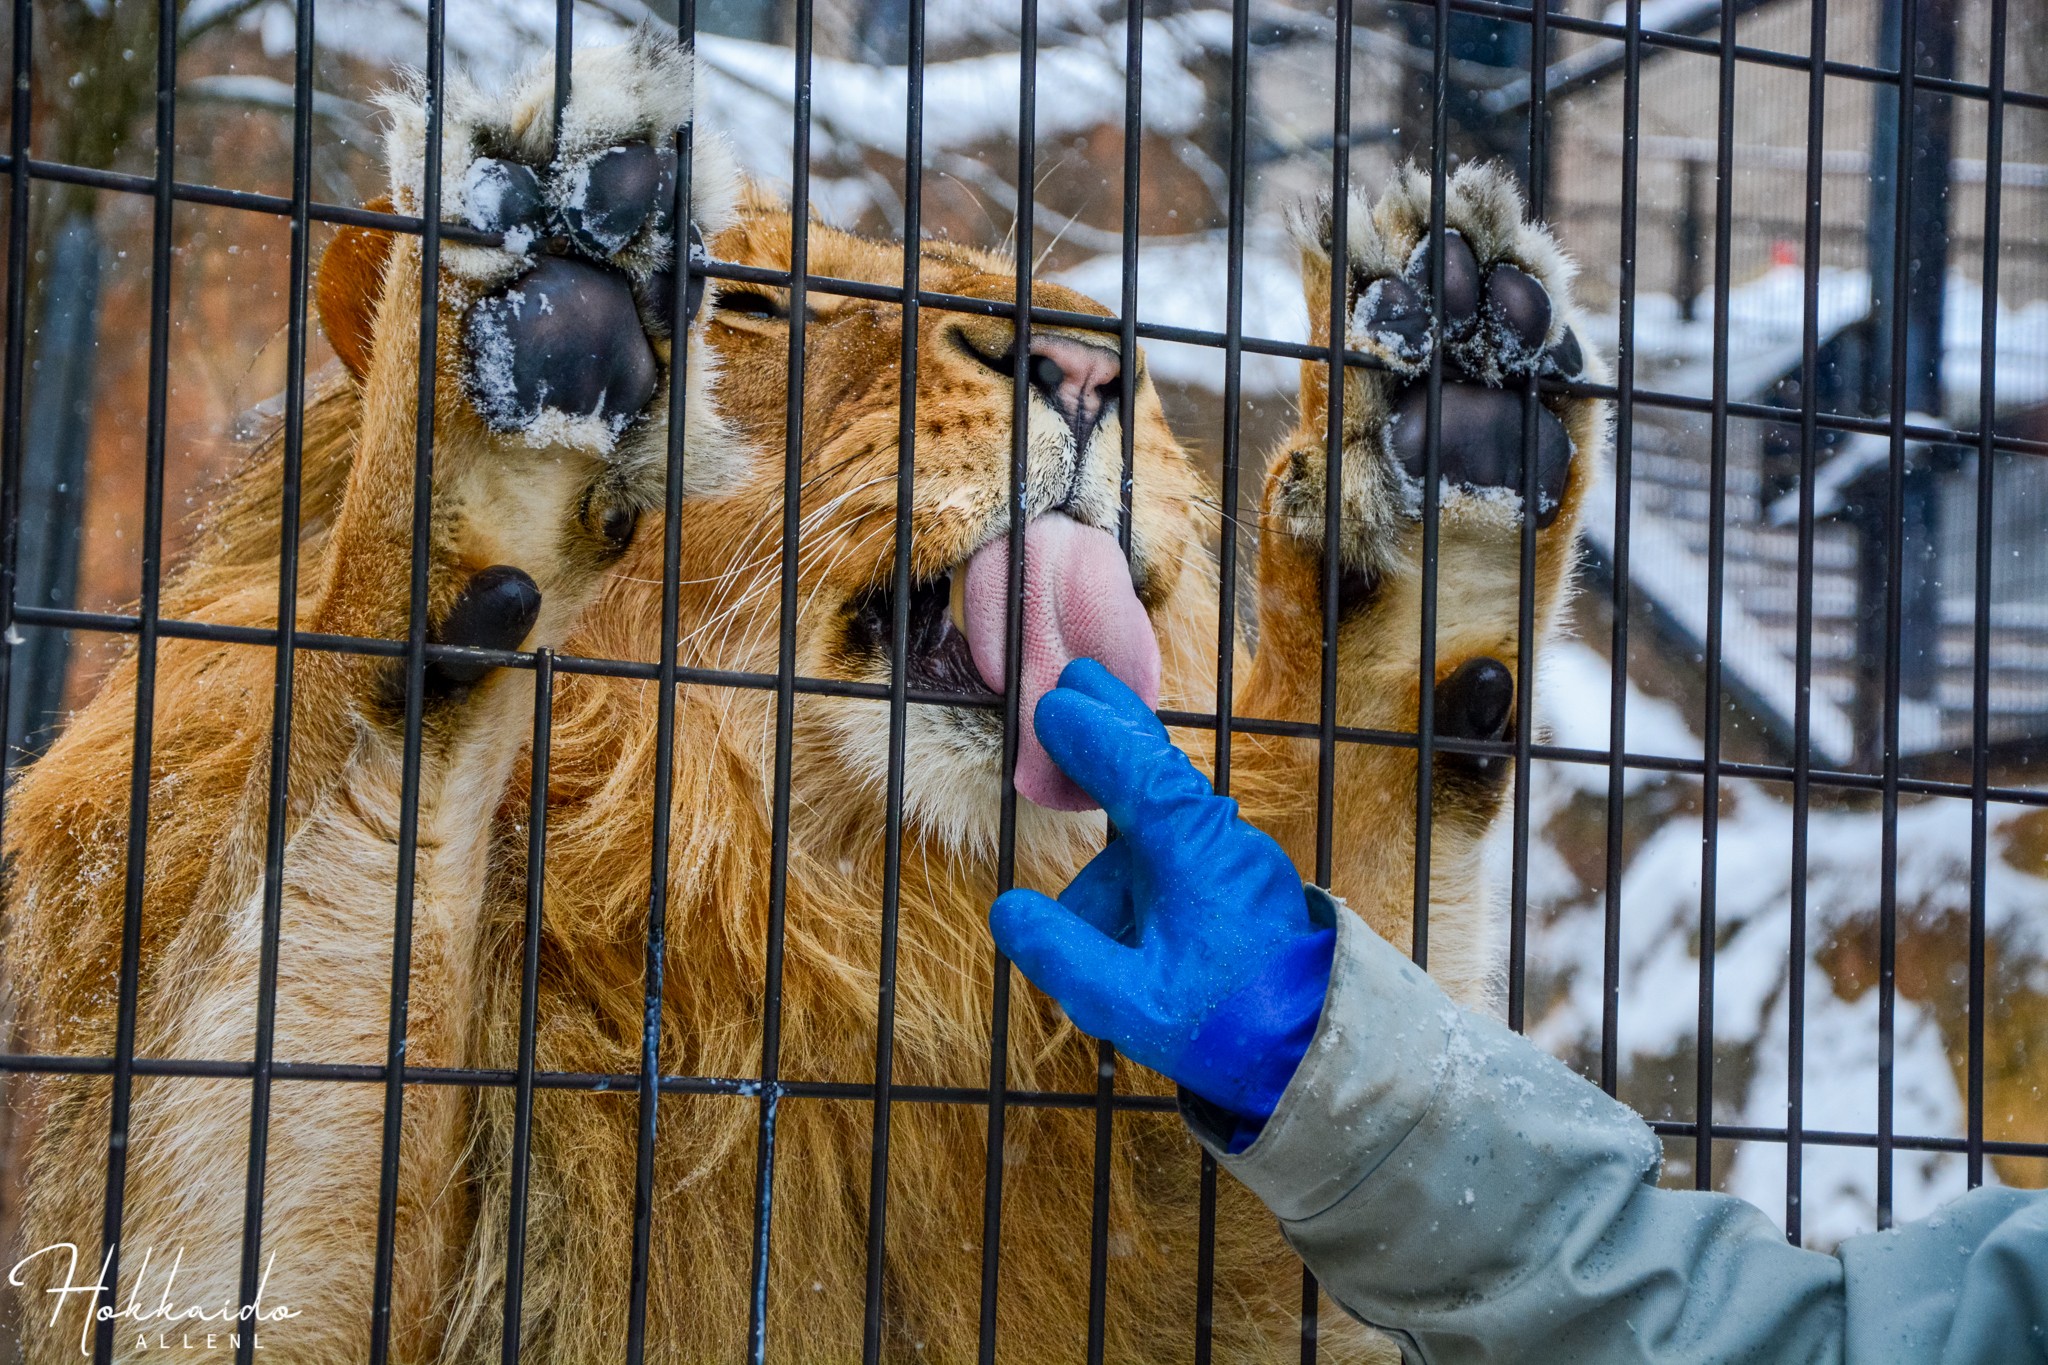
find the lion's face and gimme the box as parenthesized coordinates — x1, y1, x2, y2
(652, 195, 1211, 856)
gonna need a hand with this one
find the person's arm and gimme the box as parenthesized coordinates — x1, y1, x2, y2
(992, 660, 2048, 1365)
(1200, 885, 2047, 1363)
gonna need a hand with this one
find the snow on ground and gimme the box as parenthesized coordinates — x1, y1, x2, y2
(1581, 263, 2048, 415)
(1050, 232, 1310, 394)
(694, 15, 1223, 185)
(1526, 640, 2045, 1248)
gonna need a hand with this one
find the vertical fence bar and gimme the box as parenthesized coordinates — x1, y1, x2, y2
(1694, 0, 1739, 1195)
(623, 0, 701, 1352)
(89, 5, 178, 1358)
(552, 0, 574, 137)
(1601, 0, 1644, 1101)
(0, 0, 32, 887)
(1965, 0, 2005, 1195)
(1786, 0, 1829, 1246)
(1507, 0, 1554, 1036)
(859, 0, 926, 1354)
(1196, 0, 1254, 1352)
(976, 0, 1038, 1354)
(1413, 0, 1452, 977)
(234, 0, 319, 1357)
(368, 0, 446, 1355)
(501, 649, 555, 1362)
(745, 0, 816, 1350)
(1874, 0, 1920, 1232)
(1083, 1, 1146, 1357)
(1306, 3, 1356, 1360)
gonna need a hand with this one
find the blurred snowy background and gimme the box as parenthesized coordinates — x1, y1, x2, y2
(0, 0, 2042, 1277)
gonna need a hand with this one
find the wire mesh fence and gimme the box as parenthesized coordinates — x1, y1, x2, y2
(0, 0, 2043, 1361)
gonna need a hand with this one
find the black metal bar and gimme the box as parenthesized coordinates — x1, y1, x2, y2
(976, 0, 1039, 1353)
(1600, 0, 1644, 1099)
(368, 0, 445, 1356)
(501, 649, 555, 1363)
(1083, 0, 1147, 1354)
(1966, 0, 2006, 1194)
(11, 598, 2047, 811)
(1196, 0, 1254, 1348)
(1505, 0, 1553, 1036)
(1873, 0, 1922, 1232)
(233, 0, 318, 1358)
(552, 0, 573, 143)
(0, 0, 33, 1066)
(745, 0, 816, 1346)
(1784, 0, 1830, 1246)
(858, 0, 925, 1353)
(88, 4, 178, 1357)
(1692, 0, 1739, 1196)
(621, 1, 700, 1348)
(4, 1042, 2044, 1164)
(1302, 4, 1359, 1358)
(1412, 0, 1452, 981)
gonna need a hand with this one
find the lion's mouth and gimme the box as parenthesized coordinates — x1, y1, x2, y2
(846, 568, 997, 701)
(846, 515, 1161, 811)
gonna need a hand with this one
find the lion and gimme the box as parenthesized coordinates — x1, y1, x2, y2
(2, 35, 1605, 1364)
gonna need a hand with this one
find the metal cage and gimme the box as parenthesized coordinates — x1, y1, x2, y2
(0, 0, 2043, 1361)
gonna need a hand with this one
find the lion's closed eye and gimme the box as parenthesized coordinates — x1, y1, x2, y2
(714, 288, 791, 320)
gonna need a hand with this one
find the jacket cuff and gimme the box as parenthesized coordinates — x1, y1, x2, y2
(1178, 887, 1454, 1223)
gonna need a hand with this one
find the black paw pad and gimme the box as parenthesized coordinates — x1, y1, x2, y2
(1407, 229, 1481, 336)
(1351, 274, 1432, 365)
(1435, 656, 1513, 780)
(558, 143, 676, 258)
(1541, 326, 1586, 380)
(464, 157, 547, 240)
(466, 255, 659, 435)
(1388, 383, 1573, 527)
(430, 564, 542, 691)
(1483, 263, 1552, 358)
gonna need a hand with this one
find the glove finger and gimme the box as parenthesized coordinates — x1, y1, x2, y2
(989, 889, 1138, 1043)
(1055, 658, 1169, 743)
(1058, 839, 1136, 943)
(1033, 687, 1216, 860)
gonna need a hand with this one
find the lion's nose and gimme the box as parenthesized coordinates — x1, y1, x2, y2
(1024, 334, 1120, 449)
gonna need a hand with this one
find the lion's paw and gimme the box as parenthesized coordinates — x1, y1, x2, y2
(1277, 162, 1604, 571)
(377, 34, 731, 455)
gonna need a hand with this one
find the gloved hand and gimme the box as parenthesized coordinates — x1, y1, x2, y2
(989, 659, 1336, 1131)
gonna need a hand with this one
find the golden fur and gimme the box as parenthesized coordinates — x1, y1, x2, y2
(2, 44, 1604, 1363)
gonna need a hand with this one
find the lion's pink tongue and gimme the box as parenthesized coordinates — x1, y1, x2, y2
(961, 513, 1162, 811)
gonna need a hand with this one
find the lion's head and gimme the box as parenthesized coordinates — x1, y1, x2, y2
(585, 187, 1221, 861)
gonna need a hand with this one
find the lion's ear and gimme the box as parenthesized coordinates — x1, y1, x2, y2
(316, 196, 395, 383)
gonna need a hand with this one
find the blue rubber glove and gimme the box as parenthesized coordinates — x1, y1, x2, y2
(989, 659, 1336, 1134)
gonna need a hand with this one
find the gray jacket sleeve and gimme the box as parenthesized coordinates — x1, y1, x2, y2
(1180, 889, 2048, 1364)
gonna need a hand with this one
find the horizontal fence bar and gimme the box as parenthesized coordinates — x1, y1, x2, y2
(16, 605, 2044, 808)
(0, 1047, 2037, 1163)
(4, 157, 2045, 462)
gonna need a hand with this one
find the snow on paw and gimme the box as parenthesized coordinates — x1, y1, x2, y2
(374, 32, 739, 457)
(1278, 161, 1607, 581)
(1357, 164, 1598, 531)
